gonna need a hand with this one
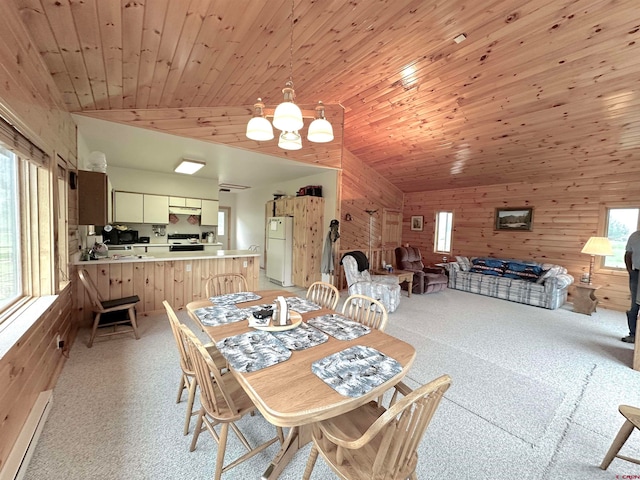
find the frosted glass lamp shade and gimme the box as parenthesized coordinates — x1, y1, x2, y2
(278, 131, 302, 150)
(307, 118, 334, 143)
(272, 102, 304, 131)
(246, 116, 274, 141)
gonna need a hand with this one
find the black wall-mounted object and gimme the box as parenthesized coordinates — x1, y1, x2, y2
(69, 171, 77, 189)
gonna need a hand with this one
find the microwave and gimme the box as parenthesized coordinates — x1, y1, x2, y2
(102, 228, 138, 245)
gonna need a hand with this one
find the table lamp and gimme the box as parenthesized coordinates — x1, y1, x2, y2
(581, 236, 613, 284)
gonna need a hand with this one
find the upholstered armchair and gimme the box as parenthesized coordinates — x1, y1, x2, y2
(341, 253, 401, 313)
(395, 246, 448, 294)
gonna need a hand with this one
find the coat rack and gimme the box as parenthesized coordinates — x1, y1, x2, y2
(365, 209, 378, 262)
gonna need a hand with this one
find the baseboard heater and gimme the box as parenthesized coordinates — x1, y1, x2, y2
(1, 390, 53, 480)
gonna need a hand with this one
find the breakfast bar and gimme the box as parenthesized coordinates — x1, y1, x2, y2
(74, 250, 260, 323)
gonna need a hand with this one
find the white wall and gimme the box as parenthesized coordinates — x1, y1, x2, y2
(107, 166, 219, 199)
(234, 170, 338, 268)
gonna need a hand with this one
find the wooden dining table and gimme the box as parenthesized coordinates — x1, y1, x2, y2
(186, 289, 416, 479)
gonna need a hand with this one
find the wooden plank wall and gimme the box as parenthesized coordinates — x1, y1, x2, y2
(339, 150, 404, 264)
(403, 172, 640, 312)
(76, 257, 260, 324)
(0, 287, 74, 473)
(0, 1, 78, 474)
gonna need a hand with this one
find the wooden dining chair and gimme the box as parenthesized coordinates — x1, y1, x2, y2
(600, 405, 640, 470)
(303, 374, 452, 480)
(77, 268, 140, 347)
(162, 301, 228, 436)
(181, 324, 284, 479)
(205, 273, 248, 298)
(342, 294, 389, 331)
(306, 281, 340, 310)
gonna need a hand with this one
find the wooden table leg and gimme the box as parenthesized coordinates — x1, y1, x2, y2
(261, 425, 312, 480)
(407, 279, 412, 297)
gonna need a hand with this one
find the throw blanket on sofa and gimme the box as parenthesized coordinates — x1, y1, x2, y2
(449, 256, 573, 309)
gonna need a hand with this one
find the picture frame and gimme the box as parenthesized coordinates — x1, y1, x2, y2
(411, 215, 424, 231)
(495, 207, 533, 231)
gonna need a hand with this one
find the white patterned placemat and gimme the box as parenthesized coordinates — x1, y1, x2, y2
(216, 330, 291, 373)
(195, 304, 273, 326)
(311, 345, 402, 397)
(271, 323, 329, 350)
(308, 314, 371, 340)
(209, 291, 262, 305)
(284, 296, 322, 313)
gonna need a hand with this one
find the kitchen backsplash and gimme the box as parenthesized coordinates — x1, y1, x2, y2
(110, 214, 216, 244)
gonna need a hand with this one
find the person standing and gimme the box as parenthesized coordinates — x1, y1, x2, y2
(623, 230, 640, 343)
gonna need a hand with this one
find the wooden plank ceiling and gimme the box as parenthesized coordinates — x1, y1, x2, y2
(14, 0, 640, 191)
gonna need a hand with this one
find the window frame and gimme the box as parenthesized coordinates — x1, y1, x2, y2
(434, 210, 454, 255)
(601, 205, 640, 271)
(0, 129, 55, 324)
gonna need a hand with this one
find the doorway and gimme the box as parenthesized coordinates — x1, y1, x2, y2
(218, 206, 231, 249)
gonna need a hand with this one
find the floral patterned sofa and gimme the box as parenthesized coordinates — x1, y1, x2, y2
(448, 256, 574, 309)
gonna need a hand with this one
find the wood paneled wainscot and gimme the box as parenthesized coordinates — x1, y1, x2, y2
(75, 251, 259, 324)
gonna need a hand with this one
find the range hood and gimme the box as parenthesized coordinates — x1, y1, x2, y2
(168, 206, 201, 215)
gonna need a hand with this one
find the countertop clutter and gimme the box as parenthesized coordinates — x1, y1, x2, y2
(73, 249, 258, 265)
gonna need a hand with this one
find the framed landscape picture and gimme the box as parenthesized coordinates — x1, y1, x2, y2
(495, 207, 533, 231)
(411, 215, 424, 231)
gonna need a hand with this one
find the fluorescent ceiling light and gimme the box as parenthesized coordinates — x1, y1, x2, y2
(174, 159, 205, 174)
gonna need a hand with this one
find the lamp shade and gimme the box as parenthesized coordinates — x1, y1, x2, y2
(278, 131, 302, 150)
(307, 118, 334, 143)
(581, 237, 613, 256)
(246, 116, 274, 141)
(272, 101, 304, 131)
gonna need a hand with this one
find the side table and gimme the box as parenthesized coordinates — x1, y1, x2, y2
(373, 269, 414, 297)
(573, 283, 600, 315)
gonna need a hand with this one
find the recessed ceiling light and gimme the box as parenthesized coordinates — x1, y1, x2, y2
(453, 33, 467, 44)
(174, 158, 205, 175)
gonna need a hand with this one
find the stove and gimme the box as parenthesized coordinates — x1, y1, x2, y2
(167, 233, 203, 251)
(170, 244, 204, 252)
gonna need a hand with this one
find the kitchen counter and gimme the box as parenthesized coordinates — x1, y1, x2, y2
(109, 242, 224, 247)
(75, 250, 261, 319)
(74, 249, 256, 265)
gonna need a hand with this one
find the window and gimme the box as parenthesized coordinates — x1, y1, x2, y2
(0, 147, 20, 311)
(0, 114, 54, 322)
(217, 210, 225, 236)
(434, 211, 453, 254)
(604, 208, 640, 269)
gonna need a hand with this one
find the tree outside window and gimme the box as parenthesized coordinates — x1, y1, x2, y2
(605, 208, 640, 268)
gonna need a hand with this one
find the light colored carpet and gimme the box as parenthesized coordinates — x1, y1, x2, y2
(23, 284, 640, 479)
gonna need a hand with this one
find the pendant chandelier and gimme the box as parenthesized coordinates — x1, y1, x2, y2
(246, 0, 333, 150)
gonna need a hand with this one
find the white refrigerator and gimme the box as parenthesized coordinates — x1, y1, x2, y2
(266, 216, 293, 287)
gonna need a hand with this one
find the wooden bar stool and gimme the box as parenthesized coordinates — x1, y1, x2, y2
(600, 405, 640, 469)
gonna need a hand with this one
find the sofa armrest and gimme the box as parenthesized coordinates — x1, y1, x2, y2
(543, 273, 574, 291)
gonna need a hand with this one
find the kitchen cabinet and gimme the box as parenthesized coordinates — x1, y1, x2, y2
(114, 191, 168, 224)
(143, 194, 169, 224)
(113, 191, 143, 223)
(169, 196, 203, 208)
(201, 199, 219, 225)
(78, 170, 108, 225)
(265, 195, 324, 287)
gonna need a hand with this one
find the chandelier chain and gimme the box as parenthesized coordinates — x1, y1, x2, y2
(288, 0, 294, 83)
